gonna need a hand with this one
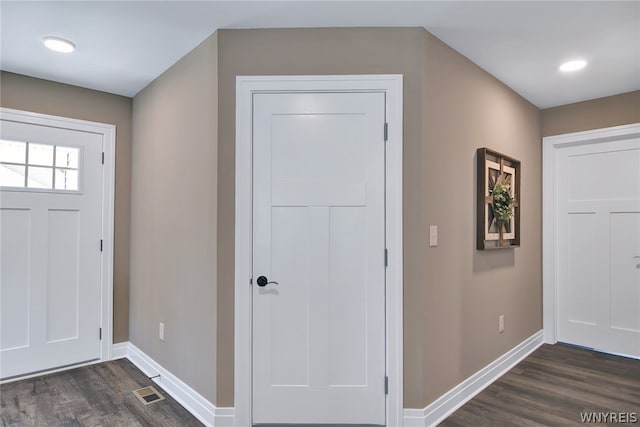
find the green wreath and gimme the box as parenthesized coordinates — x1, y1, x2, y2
(492, 182, 514, 222)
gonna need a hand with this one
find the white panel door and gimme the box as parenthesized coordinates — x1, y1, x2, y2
(0, 119, 103, 379)
(557, 136, 640, 357)
(252, 92, 386, 424)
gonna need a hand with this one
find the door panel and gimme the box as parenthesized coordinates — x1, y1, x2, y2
(566, 212, 599, 326)
(252, 92, 386, 424)
(0, 208, 31, 350)
(46, 209, 80, 342)
(610, 212, 640, 332)
(270, 206, 310, 386)
(329, 206, 367, 386)
(557, 137, 640, 357)
(0, 119, 103, 379)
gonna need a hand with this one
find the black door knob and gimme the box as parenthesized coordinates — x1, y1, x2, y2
(256, 276, 278, 287)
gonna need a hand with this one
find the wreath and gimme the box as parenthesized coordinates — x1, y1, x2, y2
(492, 181, 514, 222)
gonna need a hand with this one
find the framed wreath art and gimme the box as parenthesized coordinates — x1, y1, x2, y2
(476, 148, 521, 250)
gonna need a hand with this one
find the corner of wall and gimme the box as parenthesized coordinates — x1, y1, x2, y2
(129, 30, 219, 404)
(418, 28, 543, 408)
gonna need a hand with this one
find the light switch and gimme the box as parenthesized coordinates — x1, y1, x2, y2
(429, 225, 438, 247)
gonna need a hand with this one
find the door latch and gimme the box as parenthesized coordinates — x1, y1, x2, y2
(256, 276, 278, 287)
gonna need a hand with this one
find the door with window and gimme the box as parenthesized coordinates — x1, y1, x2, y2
(251, 92, 387, 424)
(0, 118, 103, 379)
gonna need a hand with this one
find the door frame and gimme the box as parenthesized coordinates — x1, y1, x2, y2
(542, 122, 640, 345)
(234, 75, 403, 426)
(0, 107, 116, 368)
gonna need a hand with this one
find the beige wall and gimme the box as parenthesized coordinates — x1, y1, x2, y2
(541, 90, 640, 136)
(0, 71, 132, 343)
(3, 25, 545, 410)
(216, 27, 542, 408)
(216, 27, 425, 407)
(420, 32, 542, 404)
(130, 33, 218, 402)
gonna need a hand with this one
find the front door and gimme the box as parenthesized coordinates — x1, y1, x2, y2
(0, 118, 103, 379)
(556, 135, 640, 357)
(252, 92, 387, 424)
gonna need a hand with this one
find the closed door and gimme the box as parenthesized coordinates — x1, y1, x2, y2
(252, 92, 386, 424)
(0, 119, 103, 379)
(557, 136, 640, 357)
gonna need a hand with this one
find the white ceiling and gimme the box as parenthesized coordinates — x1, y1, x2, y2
(1, 1, 638, 108)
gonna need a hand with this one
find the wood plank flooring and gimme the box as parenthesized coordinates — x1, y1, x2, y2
(2, 344, 638, 426)
(441, 343, 640, 426)
(0, 358, 202, 426)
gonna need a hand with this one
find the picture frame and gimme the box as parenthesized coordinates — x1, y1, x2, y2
(477, 148, 521, 250)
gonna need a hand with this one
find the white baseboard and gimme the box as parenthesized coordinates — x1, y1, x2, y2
(114, 332, 542, 427)
(113, 342, 233, 426)
(111, 342, 129, 359)
(403, 330, 544, 427)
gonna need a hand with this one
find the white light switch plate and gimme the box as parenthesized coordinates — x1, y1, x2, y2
(429, 225, 438, 247)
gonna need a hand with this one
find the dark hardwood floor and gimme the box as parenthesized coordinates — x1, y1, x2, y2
(2, 344, 638, 426)
(0, 358, 202, 426)
(441, 343, 640, 426)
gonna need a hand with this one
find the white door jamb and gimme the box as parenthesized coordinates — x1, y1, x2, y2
(0, 107, 116, 364)
(234, 75, 403, 426)
(542, 122, 640, 345)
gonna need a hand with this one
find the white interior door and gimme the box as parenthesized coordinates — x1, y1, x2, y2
(557, 136, 640, 357)
(252, 92, 386, 424)
(0, 119, 103, 379)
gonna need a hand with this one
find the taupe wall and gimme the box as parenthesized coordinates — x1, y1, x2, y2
(216, 27, 542, 408)
(3, 25, 546, 410)
(216, 27, 425, 407)
(130, 33, 219, 402)
(0, 71, 132, 343)
(420, 32, 542, 405)
(541, 90, 640, 136)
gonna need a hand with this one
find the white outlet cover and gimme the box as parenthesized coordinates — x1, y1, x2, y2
(429, 225, 438, 247)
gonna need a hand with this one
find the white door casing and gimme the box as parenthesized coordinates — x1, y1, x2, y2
(0, 108, 115, 380)
(543, 123, 640, 359)
(252, 92, 386, 424)
(235, 75, 403, 426)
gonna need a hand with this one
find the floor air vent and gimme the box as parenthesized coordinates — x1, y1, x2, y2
(133, 386, 165, 405)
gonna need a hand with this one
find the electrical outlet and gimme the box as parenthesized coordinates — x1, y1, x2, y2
(159, 322, 165, 341)
(498, 315, 505, 333)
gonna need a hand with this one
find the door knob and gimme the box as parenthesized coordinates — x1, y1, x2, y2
(256, 276, 278, 287)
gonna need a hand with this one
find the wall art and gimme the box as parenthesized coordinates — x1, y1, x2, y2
(477, 148, 521, 250)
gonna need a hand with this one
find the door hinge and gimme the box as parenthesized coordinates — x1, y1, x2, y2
(101, 152, 105, 164)
(384, 375, 389, 395)
(384, 123, 388, 142)
(99, 328, 102, 340)
(100, 240, 103, 252)
(384, 248, 388, 267)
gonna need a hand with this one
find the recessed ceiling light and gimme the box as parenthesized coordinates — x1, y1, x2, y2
(559, 59, 587, 72)
(43, 37, 75, 53)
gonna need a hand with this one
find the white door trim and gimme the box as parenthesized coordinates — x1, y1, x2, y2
(235, 75, 403, 426)
(542, 122, 640, 345)
(0, 107, 116, 364)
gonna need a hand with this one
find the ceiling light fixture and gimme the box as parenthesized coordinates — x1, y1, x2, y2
(559, 59, 587, 72)
(43, 37, 75, 53)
